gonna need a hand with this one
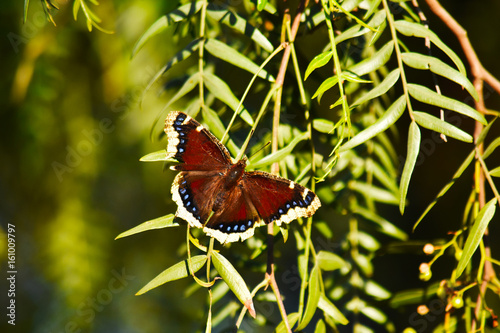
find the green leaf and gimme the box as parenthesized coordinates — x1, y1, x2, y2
(313, 118, 334, 133)
(297, 265, 321, 330)
(211, 251, 255, 317)
(407, 84, 486, 125)
(115, 214, 178, 239)
(348, 40, 394, 76)
(364, 280, 391, 300)
(312, 76, 339, 102)
(399, 121, 421, 214)
(413, 111, 473, 143)
(140, 150, 169, 162)
(349, 181, 400, 205)
(352, 68, 400, 106)
(414, 150, 475, 230)
(305, 51, 333, 80)
(340, 95, 406, 151)
(402, 52, 478, 100)
(204, 38, 274, 82)
(342, 71, 373, 84)
(456, 198, 497, 278)
(489, 166, 500, 177)
(316, 251, 347, 271)
(395, 20, 466, 76)
(202, 72, 254, 126)
(361, 305, 387, 324)
(484, 137, 500, 159)
(249, 132, 309, 169)
(206, 5, 273, 52)
(315, 319, 326, 333)
(136, 255, 207, 295)
(276, 312, 300, 333)
(318, 295, 349, 325)
(336, 10, 386, 45)
(132, 1, 203, 57)
(352, 205, 408, 240)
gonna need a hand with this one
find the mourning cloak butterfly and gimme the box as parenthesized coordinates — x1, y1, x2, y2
(165, 111, 321, 244)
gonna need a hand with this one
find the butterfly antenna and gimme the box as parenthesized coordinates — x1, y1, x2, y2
(247, 141, 271, 160)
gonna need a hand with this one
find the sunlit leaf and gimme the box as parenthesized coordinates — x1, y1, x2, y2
(115, 214, 178, 239)
(316, 251, 347, 271)
(276, 312, 300, 333)
(352, 68, 400, 106)
(249, 132, 309, 169)
(399, 121, 421, 214)
(318, 295, 349, 325)
(305, 51, 333, 80)
(402, 52, 478, 100)
(132, 1, 203, 57)
(364, 280, 391, 300)
(489, 166, 500, 177)
(360, 305, 387, 324)
(202, 72, 253, 126)
(206, 4, 273, 52)
(352, 205, 408, 240)
(204, 38, 274, 82)
(211, 251, 255, 318)
(136, 255, 207, 295)
(201, 107, 239, 157)
(296, 265, 321, 330)
(456, 198, 497, 278)
(407, 84, 486, 124)
(313, 118, 334, 133)
(341, 95, 406, 151)
(395, 20, 466, 76)
(413, 111, 473, 143)
(139, 150, 169, 162)
(348, 40, 394, 76)
(312, 76, 339, 102)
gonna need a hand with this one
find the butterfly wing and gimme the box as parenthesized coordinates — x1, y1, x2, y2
(242, 171, 321, 226)
(165, 111, 232, 229)
(200, 171, 321, 244)
(165, 111, 232, 171)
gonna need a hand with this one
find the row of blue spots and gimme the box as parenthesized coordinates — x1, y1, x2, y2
(216, 219, 254, 234)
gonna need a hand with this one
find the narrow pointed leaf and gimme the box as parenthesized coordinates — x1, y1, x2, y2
(348, 40, 394, 76)
(297, 265, 321, 330)
(132, 1, 203, 57)
(352, 68, 400, 106)
(115, 214, 178, 239)
(402, 52, 478, 100)
(313, 118, 335, 133)
(336, 10, 386, 45)
(408, 84, 486, 124)
(316, 251, 347, 271)
(349, 181, 399, 205)
(249, 132, 309, 168)
(456, 198, 497, 278)
(341, 95, 406, 151)
(352, 205, 408, 240)
(276, 312, 300, 333)
(395, 21, 466, 75)
(207, 5, 273, 52)
(305, 51, 333, 80)
(211, 251, 255, 318)
(318, 295, 349, 325)
(413, 111, 473, 143)
(361, 305, 387, 324)
(136, 255, 207, 295)
(489, 166, 500, 177)
(201, 108, 239, 156)
(203, 72, 253, 126)
(312, 76, 339, 102)
(204, 38, 274, 82)
(140, 150, 169, 162)
(399, 122, 421, 214)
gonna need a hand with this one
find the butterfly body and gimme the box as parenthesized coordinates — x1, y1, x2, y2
(165, 111, 320, 244)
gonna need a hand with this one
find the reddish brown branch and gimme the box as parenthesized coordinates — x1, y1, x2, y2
(424, 0, 499, 330)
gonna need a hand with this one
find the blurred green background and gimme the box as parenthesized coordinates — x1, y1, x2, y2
(1, 1, 499, 332)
